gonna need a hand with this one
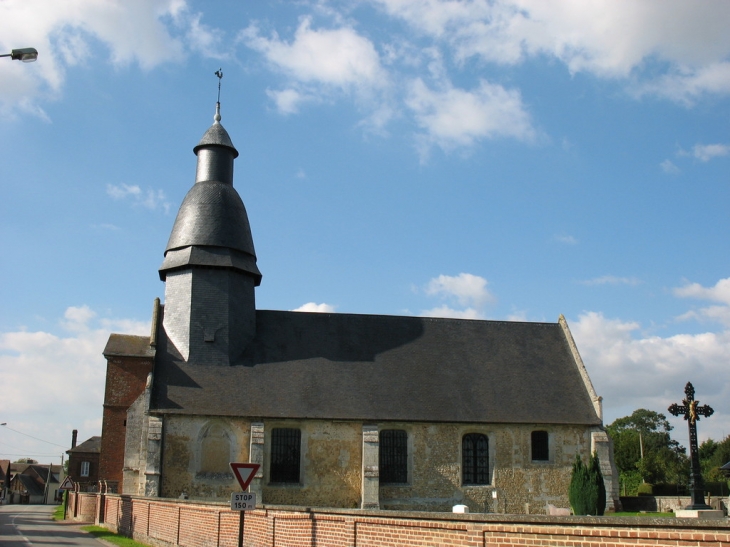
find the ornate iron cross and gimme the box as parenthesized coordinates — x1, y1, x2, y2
(668, 382, 714, 510)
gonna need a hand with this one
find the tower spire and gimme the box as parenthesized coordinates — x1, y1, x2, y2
(159, 74, 261, 366)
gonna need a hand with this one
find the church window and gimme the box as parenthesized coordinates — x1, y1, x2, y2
(379, 429, 408, 484)
(270, 428, 301, 483)
(80, 461, 90, 477)
(531, 430, 549, 461)
(462, 433, 489, 485)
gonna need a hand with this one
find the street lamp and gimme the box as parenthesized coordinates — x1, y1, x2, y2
(0, 48, 38, 62)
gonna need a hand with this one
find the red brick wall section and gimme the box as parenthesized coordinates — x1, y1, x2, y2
(98, 356, 153, 486)
(66, 493, 99, 523)
(73, 494, 730, 547)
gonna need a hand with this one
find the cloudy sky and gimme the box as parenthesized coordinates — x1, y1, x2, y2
(1, 0, 729, 464)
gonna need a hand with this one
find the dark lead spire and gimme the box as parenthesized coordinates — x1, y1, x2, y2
(160, 100, 259, 282)
(159, 88, 261, 366)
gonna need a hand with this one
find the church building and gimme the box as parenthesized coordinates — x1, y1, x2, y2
(99, 101, 619, 514)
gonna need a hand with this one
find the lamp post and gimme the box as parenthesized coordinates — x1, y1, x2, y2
(0, 48, 38, 62)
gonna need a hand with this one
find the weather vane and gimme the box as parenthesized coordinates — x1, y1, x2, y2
(215, 68, 223, 103)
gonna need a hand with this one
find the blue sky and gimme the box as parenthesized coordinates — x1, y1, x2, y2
(1, 0, 729, 464)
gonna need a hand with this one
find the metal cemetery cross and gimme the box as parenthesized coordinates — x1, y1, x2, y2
(668, 382, 714, 510)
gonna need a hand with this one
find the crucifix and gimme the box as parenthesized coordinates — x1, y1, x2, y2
(668, 382, 714, 510)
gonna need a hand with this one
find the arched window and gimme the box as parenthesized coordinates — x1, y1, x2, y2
(270, 428, 301, 483)
(379, 430, 408, 484)
(531, 431, 549, 461)
(199, 422, 232, 475)
(462, 433, 489, 485)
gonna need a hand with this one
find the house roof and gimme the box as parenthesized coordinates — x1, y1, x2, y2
(0, 460, 9, 483)
(67, 436, 101, 454)
(151, 310, 601, 426)
(103, 334, 154, 358)
(13, 473, 44, 496)
(24, 464, 61, 483)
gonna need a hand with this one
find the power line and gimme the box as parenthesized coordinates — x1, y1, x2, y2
(0, 424, 69, 449)
(0, 453, 62, 457)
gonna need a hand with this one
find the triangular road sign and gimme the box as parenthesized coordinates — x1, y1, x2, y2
(230, 463, 260, 491)
(59, 476, 75, 490)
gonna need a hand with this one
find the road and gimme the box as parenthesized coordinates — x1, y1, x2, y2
(0, 504, 105, 546)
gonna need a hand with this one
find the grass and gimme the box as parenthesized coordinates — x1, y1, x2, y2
(51, 503, 65, 521)
(81, 525, 153, 547)
(612, 512, 675, 517)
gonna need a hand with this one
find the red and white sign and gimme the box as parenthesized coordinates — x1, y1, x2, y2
(58, 476, 75, 491)
(229, 463, 260, 491)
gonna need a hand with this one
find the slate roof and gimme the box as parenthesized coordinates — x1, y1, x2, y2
(67, 436, 101, 454)
(13, 473, 44, 496)
(151, 310, 601, 426)
(103, 334, 154, 358)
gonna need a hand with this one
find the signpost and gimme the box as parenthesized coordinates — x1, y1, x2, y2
(58, 476, 75, 491)
(229, 463, 260, 547)
(58, 477, 75, 520)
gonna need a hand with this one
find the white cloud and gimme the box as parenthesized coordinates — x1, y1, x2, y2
(554, 234, 578, 245)
(60, 305, 97, 332)
(406, 78, 535, 153)
(420, 273, 493, 319)
(373, 0, 730, 104)
(579, 275, 641, 287)
(691, 143, 730, 162)
(0, 306, 150, 460)
(570, 310, 730, 440)
(674, 278, 730, 305)
(292, 302, 337, 313)
(420, 305, 483, 320)
(673, 277, 730, 326)
(570, 277, 730, 439)
(183, 10, 228, 59)
(660, 159, 680, 174)
(0, 0, 189, 117)
(241, 17, 387, 115)
(266, 88, 311, 115)
(107, 183, 171, 213)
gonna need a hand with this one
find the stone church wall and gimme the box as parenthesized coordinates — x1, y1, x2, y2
(154, 415, 603, 513)
(377, 422, 589, 513)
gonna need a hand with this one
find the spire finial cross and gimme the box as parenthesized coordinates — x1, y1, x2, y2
(668, 381, 714, 510)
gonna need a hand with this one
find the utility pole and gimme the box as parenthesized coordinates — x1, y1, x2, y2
(43, 462, 51, 504)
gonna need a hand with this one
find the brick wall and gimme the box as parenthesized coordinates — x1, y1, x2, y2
(99, 355, 153, 486)
(69, 493, 730, 547)
(67, 492, 100, 523)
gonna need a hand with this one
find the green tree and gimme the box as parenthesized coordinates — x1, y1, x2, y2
(569, 452, 606, 515)
(700, 436, 730, 483)
(606, 409, 688, 492)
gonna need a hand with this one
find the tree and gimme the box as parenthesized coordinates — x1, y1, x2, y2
(13, 458, 38, 464)
(606, 409, 688, 491)
(700, 436, 730, 483)
(569, 452, 606, 516)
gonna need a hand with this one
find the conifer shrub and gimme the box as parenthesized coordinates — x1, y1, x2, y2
(637, 482, 654, 496)
(568, 452, 606, 515)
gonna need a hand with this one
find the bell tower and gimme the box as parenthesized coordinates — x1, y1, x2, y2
(158, 100, 261, 366)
